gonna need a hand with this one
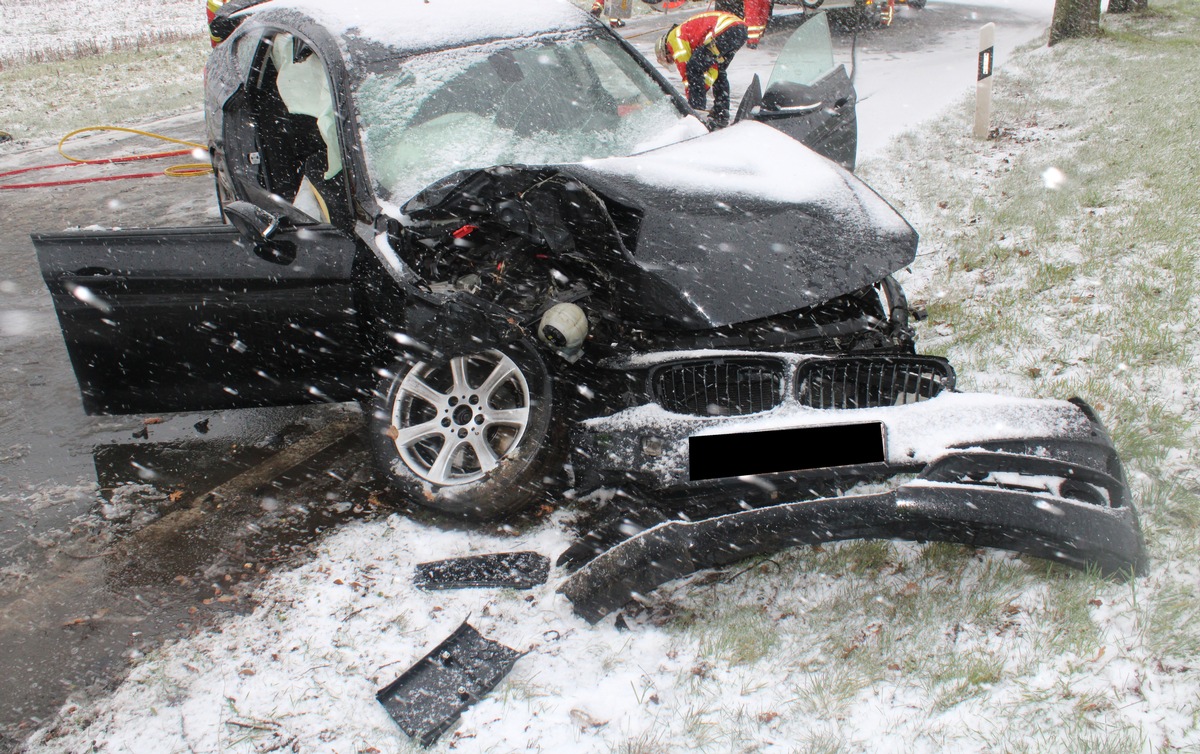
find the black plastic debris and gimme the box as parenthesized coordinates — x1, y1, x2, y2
(377, 621, 524, 747)
(560, 449, 1147, 623)
(414, 551, 550, 590)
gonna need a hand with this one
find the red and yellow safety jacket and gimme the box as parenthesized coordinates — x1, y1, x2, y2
(206, 0, 227, 46)
(741, 0, 770, 47)
(664, 11, 747, 93)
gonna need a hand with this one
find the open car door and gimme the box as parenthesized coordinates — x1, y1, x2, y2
(738, 12, 858, 170)
(37, 28, 372, 418)
(34, 220, 367, 416)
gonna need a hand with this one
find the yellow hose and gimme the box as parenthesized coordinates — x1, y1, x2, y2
(57, 125, 213, 177)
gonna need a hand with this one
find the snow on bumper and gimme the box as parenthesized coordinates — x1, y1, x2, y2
(576, 391, 1112, 488)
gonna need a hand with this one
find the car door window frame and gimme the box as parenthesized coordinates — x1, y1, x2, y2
(225, 27, 355, 227)
(765, 12, 837, 92)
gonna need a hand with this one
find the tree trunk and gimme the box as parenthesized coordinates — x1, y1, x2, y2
(1049, 0, 1101, 46)
(1108, 0, 1148, 14)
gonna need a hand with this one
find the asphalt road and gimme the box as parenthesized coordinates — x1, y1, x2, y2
(0, 1, 1052, 745)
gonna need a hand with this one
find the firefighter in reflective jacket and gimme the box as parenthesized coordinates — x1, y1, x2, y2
(655, 12, 749, 129)
(715, 0, 770, 48)
(206, 0, 227, 46)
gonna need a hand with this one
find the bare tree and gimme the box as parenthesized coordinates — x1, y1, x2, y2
(1049, 0, 1101, 46)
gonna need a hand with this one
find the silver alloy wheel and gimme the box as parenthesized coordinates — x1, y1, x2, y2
(388, 350, 532, 486)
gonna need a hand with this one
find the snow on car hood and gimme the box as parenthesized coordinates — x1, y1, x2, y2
(250, 0, 588, 55)
(564, 121, 918, 325)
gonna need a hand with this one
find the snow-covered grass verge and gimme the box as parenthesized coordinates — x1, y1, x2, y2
(0, 0, 204, 69)
(857, 0, 1200, 746)
(0, 40, 209, 146)
(18, 2, 1200, 753)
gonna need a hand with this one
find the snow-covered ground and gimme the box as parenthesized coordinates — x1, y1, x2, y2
(0, 0, 204, 65)
(6, 1, 1200, 752)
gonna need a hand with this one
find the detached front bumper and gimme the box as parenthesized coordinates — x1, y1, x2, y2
(562, 394, 1146, 623)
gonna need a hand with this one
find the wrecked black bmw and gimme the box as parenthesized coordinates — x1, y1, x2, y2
(33, 0, 1144, 622)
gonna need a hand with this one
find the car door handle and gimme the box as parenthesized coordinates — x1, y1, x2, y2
(63, 267, 116, 278)
(60, 270, 129, 286)
(59, 272, 130, 294)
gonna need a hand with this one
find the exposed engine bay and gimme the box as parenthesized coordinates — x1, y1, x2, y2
(390, 165, 917, 368)
(397, 168, 625, 363)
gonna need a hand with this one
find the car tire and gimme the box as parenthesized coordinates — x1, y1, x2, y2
(801, 0, 824, 9)
(369, 341, 563, 519)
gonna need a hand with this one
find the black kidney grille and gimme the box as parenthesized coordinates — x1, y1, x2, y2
(653, 360, 785, 416)
(797, 356, 955, 410)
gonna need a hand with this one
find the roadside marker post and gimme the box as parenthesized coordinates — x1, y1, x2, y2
(974, 22, 996, 139)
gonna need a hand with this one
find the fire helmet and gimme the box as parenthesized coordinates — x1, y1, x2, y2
(655, 30, 673, 67)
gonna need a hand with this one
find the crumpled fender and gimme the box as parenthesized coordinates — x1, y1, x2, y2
(559, 449, 1147, 623)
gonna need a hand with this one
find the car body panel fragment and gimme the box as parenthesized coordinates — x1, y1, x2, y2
(376, 621, 524, 747)
(559, 448, 1147, 623)
(414, 552, 550, 590)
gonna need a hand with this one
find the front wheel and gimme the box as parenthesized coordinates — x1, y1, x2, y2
(369, 342, 563, 519)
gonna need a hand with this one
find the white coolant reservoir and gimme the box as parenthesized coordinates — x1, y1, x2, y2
(538, 302, 588, 361)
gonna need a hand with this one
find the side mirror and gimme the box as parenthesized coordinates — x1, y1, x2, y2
(760, 81, 825, 117)
(223, 200, 288, 242)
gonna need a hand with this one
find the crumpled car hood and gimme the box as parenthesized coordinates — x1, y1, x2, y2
(563, 121, 917, 326)
(397, 123, 918, 329)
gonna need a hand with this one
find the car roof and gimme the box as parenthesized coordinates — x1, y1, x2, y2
(245, 0, 593, 57)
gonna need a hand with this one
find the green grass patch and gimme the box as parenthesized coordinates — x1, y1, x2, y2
(693, 604, 779, 667)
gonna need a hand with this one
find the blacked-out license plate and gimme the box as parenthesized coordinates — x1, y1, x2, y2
(688, 422, 886, 481)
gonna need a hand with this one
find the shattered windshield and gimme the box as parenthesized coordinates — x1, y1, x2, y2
(354, 30, 705, 205)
